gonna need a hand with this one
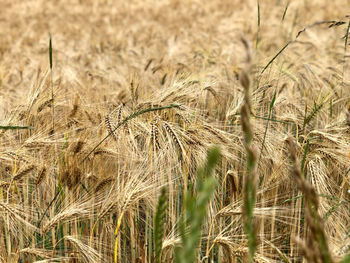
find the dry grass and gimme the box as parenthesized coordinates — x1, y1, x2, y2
(0, 0, 350, 262)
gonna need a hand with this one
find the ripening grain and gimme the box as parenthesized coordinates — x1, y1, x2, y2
(0, 0, 349, 262)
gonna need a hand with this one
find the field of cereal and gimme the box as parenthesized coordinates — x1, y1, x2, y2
(0, 1, 350, 262)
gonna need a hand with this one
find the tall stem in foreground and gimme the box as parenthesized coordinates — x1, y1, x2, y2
(240, 69, 258, 263)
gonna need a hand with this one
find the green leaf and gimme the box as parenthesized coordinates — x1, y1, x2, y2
(49, 33, 53, 70)
(261, 41, 291, 74)
(270, 91, 277, 110)
(281, 2, 290, 22)
(300, 140, 309, 173)
(345, 20, 350, 52)
(0, 125, 33, 130)
(340, 253, 350, 263)
(175, 146, 221, 263)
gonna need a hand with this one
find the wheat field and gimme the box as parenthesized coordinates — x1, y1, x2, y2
(0, 0, 350, 262)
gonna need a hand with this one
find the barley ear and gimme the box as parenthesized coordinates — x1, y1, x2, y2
(286, 137, 333, 263)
